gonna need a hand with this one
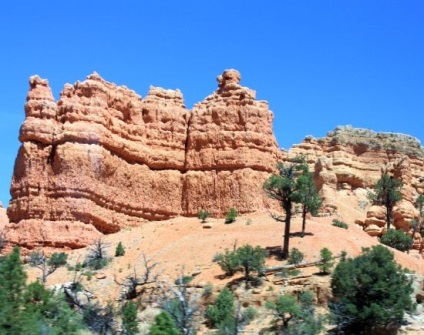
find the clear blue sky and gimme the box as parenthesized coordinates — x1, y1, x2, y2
(0, 1, 423, 206)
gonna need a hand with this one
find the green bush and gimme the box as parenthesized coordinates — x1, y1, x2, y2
(198, 209, 210, 223)
(288, 248, 304, 265)
(174, 275, 193, 285)
(330, 245, 414, 334)
(380, 229, 412, 252)
(150, 311, 181, 335)
(115, 242, 125, 257)
(84, 239, 109, 270)
(205, 287, 234, 327)
(318, 248, 334, 274)
(213, 244, 267, 285)
(235, 244, 267, 282)
(266, 292, 324, 333)
(225, 208, 238, 224)
(213, 249, 240, 276)
(0, 247, 83, 334)
(332, 219, 348, 229)
(121, 301, 138, 334)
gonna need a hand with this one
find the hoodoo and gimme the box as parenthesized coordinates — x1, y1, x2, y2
(5, 70, 280, 249)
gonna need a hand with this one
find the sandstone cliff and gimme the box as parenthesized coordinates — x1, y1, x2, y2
(288, 125, 424, 241)
(6, 70, 279, 249)
(0, 202, 8, 230)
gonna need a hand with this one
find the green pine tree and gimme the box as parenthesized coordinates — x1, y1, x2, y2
(150, 311, 181, 335)
(205, 287, 235, 328)
(121, 301, 138, 334)
(0, 247, 33, 334)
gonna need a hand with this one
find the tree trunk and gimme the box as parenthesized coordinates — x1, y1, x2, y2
(386, 204, 392, 231)
(282, 202, 292, 259)
(301, 206, 307, 238)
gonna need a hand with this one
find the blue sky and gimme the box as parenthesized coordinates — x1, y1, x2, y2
(0, 1, 423, 206)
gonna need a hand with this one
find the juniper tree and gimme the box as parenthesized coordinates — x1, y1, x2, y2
(367, 173, 403, 230)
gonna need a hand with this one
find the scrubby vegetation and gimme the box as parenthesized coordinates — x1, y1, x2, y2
(225, 207, 238, 223)
(318, 247, 334, 274)
(288, 247, 304, 265)
(380, 228, 413, 252)
(84, 238, 110, 270)
(198, 209, 210, 223)
(115, 241, 126, 257)
(213, 244, 267, 285)
(0, 247, 82, 334)
(330, 245, 414, 334)
(332, 218, 348, 229)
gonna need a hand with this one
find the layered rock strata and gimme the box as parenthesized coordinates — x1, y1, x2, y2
(6, 70, 279, 249)
(288, 126, 424, 240)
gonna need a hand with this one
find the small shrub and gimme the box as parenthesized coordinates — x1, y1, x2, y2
(289, 269, 301, 276)
(225, 208, 238, 224)
(205, 287, 235, 327)
(380, 229, 412, 252)
(318, 247, 334, 274)
(242, 306, 258, 322)
(278, 268, 301, 278)
(213, 249, 239, 276)
(150, 311, 180, 335)
(121, 301, 138, 335)
(288, 248, 304, 265)
(175, 275, 193, 285)
(332, 219, 348, 229)
(84, 239, 109, 270)
(198, 209, 210, 223)
(115, 242, 125, 257)
(202, 283, 214, 298)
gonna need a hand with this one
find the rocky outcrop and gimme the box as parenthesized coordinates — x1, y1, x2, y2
(0, 202, 8, 230)
(6, 70, 279, 249)
(183, 70, 279, 215)
(288, 126, 424, 239)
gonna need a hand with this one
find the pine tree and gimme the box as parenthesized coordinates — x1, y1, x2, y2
(0, 247, 33, 333)
(205, 287, 235, 328)
(115, 241, 126, 257)
(150, 311, 181, 335)
(263, 157, 307, 259)
(331, 245, 414, 334)
(294, 167, 322, 237)
(121, 301, 138, 334)
(367, 173, 403, 230)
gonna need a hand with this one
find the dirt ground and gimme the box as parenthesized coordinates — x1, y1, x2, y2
(24, 191, 424, 334)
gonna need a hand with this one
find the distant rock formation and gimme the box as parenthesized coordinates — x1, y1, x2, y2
(0, 202, 8, 230)
(288, 125, 424, 242)
(5, 70, 280, 249)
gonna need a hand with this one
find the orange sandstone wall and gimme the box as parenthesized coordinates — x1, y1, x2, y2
(6, 70, 280, 249)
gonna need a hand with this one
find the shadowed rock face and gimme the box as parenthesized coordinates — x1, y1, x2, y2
(288, 125, 424, 241)
(6, 70, 280, 249)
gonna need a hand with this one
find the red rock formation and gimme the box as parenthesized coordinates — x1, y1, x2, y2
(6, 70, 279, 249)
(184, 70, 279, 215)
(0, 202, 8, 230)
(288, 126, 424, 241)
